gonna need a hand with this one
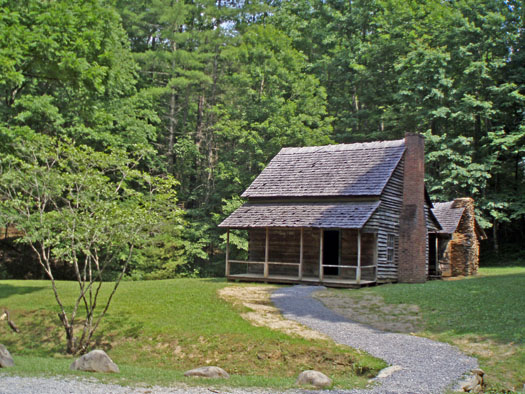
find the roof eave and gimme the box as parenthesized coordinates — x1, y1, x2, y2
(425, 188, 443, 231)
(218, 201, 381, 229)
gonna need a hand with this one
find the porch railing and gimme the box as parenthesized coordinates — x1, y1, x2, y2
(225, 227, 377, 285)
(227, 259, 376, 284)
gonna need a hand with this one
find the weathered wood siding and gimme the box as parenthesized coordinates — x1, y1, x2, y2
(364, 158, 404, 281)
(248, 228, 320, 276)
(247, 228, 376, 280)
(426, 204, 440, 232)
(243, 155, 434, 283)
(423, 201, 437, 275)
(340, 230, 376, 280)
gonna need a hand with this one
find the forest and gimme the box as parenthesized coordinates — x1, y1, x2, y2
(0, 0, 523, 280)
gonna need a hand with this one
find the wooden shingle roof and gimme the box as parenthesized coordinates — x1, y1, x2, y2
(242, 139, 406, 198)
(219, 201, 380, 229)
(432, 201, 465, 234)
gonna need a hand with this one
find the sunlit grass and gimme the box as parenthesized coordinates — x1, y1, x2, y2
(0, 278, 385, 389)
(326, 266, 525, 392)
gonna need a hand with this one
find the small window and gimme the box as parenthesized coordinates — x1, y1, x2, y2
(387, 234, 396, 264)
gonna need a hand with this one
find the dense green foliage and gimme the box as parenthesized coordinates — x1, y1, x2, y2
(0, 131, 184, 353)
(272, 0, 524, 253)
(0, 279, 385, 388)
(0, 0, 524, 278)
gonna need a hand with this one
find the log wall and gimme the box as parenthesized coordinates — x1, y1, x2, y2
(243, 155, 434, 283)
(340, 230, 376, 280)
(424, 199, 441, 276)
(365, 154, 434, 282)
(247, 228, 375, 279)
(365, 158, 404, 281)
(248, 228, 320, 276)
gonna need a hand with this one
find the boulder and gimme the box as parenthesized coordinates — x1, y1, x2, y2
(183, 366, 230, 379)
(458, 375, 478, 392)
(296, 370, 332, 388)
(70, 349, 119, 373)
(0, 344, 14, 368)
(457, 369, 484, 393)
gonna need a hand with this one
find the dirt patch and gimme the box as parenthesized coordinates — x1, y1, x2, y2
(450, 336, 517, 359)
(313, 290, 422, 333)
(218, 286, 329, 340)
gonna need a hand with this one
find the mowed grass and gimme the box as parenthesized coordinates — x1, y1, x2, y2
(321, 267, 525, 392)
(0, 278, 385, 389)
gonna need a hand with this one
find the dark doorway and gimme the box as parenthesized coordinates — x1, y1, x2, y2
(429, 233, 438, 276)
(323, 230, 340, 276)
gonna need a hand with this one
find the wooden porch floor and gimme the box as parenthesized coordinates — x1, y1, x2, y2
(226, 273, 375, 288)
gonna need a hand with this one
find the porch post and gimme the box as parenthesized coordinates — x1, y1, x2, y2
(356, 229, 362, 284)
(299, 227, 304, 280)
(225, 229, 230, 277)
(373, 232, 378, 282)
(264, 227, 269, 278)
(319, 229, 324, 282)
(435, 235, 439, 273)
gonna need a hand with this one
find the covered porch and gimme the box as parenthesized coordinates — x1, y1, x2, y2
(225, 226, 378, 288)
(220, 201, 381, 288)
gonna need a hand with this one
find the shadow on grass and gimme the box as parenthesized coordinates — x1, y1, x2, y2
(200, 277, 227, 283)
(428, 272, 525, 343)
(0, 310, 65, 356)
(0, 284, 45, 299)
(92, 313, 145, 352)
(273, 272, 525, 345)
(372, 272, 525, 344)
(0, 308, 144, 357)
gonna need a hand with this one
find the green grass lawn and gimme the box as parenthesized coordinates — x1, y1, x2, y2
(318, 267, 525, 392)
(0, 278, 385, 390)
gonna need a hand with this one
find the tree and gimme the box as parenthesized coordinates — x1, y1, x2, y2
(273, 0, 525, 254)
(0, 130, 183, 354)
(0, 0, 158, 156)
(214, 25, 333, 201)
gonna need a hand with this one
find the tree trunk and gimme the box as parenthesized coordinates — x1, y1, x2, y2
(167, 90, 176, 173)
(65, 325, 76, 354)
(473, 113, 481, 161)
(167, 39, 178, 174)
(195, 94, 205, 150)
(492, 218, 499, 255)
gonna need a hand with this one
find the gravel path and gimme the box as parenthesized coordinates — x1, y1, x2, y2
(271, 285, 478, 394)
(0, 285, 477, 394)
(0, 376, 284, 394)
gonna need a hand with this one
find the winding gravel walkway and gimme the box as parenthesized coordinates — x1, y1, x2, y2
(0, 285, 477, 394)
(271, 285, 478, 394)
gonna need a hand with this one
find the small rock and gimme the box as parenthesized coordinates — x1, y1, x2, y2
(460, 375, 479, 391)
(0, 344, 14, 368)
(183, 366, 229, 379)
(471, 368, 484, 377)
(296, 370, 332, 388)
(375, 365, 403, 379)
(70, 350, 119, 373)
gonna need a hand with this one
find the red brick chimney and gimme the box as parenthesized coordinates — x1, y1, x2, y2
(398, 133, 427, 283)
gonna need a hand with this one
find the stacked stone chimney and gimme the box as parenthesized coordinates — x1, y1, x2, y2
(398, 133, 428, 283)
(449, 197, 481, 276)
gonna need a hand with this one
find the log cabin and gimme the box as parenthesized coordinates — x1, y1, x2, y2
(219, 133, 443, 287)
(430, 198, 487, 277)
